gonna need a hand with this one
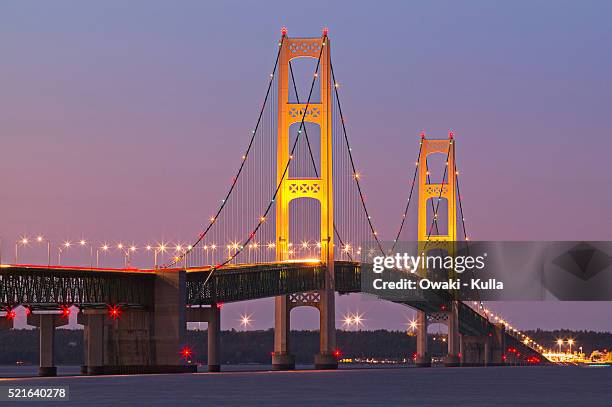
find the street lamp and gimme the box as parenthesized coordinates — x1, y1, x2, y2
(58, 241, 71, 265)
(15, 237, 29, 264)
(35, 235, 51, 266)
(96, 244, 110, 268)
(556, 339, 564, 353)
(568, 339, 574, 354)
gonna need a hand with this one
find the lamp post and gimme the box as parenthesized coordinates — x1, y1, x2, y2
(568, 339, 574, 354)
(557, 339, 564, 353)
(15, 237, 29, 264)
(36, 235, 51, 266)
(96, 244, 110, 268)
(58, 241, 71, 265)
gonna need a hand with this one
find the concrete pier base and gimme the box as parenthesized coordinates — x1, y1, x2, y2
(314, 353, 338, 370)
(444, 354, 461, 367)
(272, 353, 295, 371)
(415, 355, 432, 367)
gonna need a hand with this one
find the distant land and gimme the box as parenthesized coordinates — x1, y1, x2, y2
(1, 329, 610, 365)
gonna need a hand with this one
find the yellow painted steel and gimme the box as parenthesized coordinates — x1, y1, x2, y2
(275, 36, 333, 265)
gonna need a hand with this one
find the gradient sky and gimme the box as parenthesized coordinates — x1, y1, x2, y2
(1, 1, 611, 331)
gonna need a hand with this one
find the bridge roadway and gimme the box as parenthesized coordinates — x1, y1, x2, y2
(1, 261, 489, 336)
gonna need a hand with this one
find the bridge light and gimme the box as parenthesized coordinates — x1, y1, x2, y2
(108, 305, 121, 320)
(64, 241, 71, 248)
(129, 246, 136, 252)
(210, 216, 216, 223)
(211, 244, 217, 250)
(101, 244, 109, 251)
(61, 306, 71, 318)
(21, 237, 29, 245)
(180, 346, 193, 360)
(36, 236, 44, 243)
(333, 349, 342, 359)
(117, 243, 123, 249)
(281, 26, 287, 37)
(79, 240, 86, 246)
(5, 309, 17, 320)
(146, 245, 152, 251)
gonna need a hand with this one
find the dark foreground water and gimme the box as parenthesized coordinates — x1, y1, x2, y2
(0, 365, 610, 406)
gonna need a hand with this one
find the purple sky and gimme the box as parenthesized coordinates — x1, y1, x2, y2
(1, 1, 612, 331)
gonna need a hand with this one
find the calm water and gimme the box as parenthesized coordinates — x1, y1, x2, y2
(0, 365, 610, 406)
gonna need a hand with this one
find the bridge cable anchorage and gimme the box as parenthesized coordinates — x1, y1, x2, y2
(198, 33, 327, 287)
(329, 57, 385, 256)
(288, 61, 353, 262)
(162, 36, 286, 269)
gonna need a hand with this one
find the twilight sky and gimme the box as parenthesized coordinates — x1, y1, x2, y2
(1, 1, 611, 331)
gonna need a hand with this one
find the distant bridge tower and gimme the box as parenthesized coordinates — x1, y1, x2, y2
(272, 28, 337, 370)
(415, 133, 461, 367)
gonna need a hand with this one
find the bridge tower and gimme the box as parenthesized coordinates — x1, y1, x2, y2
(272, 29, 337, 370)
(415, 133, 460, 367)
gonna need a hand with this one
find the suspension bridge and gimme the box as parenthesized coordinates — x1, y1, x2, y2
(0, 28, 545, 376)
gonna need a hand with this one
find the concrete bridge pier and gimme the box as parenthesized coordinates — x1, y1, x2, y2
(77, 309, 106, 374)
(272, 295, 295, 370)
(415, 311, 431, 367)
(207, 304, 221, 372)
(314, 287, 337, 370)
(186, 304, 221, 372)
(460, 335, 491, 366)
(490, 323, 507, 365)
(444, 302, 461, 367)
(28, 312, 68, 377)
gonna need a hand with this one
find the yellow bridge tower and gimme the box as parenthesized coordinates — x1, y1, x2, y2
(415, 133, 461, 367)
(272, 28, 337, 370)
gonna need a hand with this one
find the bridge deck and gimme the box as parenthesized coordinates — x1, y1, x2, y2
(1, 261, 490, 336)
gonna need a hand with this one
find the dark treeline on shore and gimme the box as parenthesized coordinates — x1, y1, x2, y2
(0, 329, 610, 365)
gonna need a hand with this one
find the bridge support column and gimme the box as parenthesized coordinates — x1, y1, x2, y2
(186, 305, 221, 372)
(153, 269, 186, 366)
(207, 304, 221, 372)
(490, 323, 507, 365)
(484, 335, 491, 366)
(314, 286, 337, 370)
(444, 302, 460, 367)
(78, 309, 106, 374)
(28, 312, 67, 377)
(415, 311, 431, 367)
(272, 296, 295, 370)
